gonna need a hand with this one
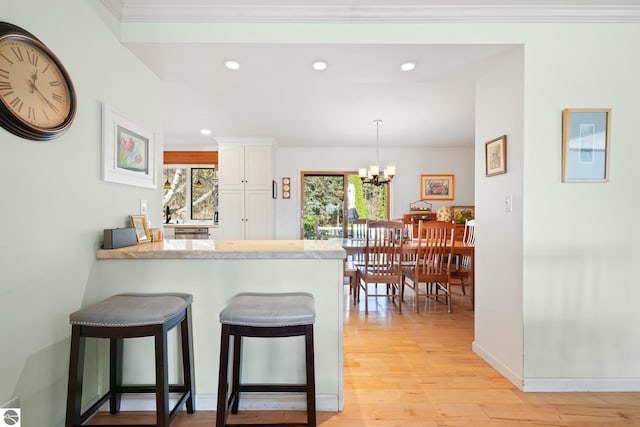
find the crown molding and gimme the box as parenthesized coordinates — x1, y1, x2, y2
(101, 1, 640, 23)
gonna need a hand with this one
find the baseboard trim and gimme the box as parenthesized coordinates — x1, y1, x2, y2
(522, 378, 640, 392)
(101, 393, 340, 412)
(472, 341, 640, 392)
(472, 340, 524, 390)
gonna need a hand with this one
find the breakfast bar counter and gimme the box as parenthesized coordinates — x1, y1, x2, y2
(96, 239, 346, 260)
(90, 239, 346, 412)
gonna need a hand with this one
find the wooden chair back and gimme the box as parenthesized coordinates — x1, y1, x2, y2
(350, 219, 369, 240)
(414, 220, 455, 280)
(364, 220, 404, 279)
(463, 219, 476, 246)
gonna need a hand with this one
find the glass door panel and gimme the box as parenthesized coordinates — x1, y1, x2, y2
(301, 172, 390, 239)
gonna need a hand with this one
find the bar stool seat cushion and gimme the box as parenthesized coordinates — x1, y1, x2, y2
(220, 292, 315, 327)
(69, 293, 193, 327)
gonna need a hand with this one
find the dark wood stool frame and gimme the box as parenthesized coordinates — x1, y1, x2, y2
(65, 306, 195, 427)
(216, 323, 316, 427)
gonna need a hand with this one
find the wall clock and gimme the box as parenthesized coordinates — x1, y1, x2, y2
(0, 22, 77, 140)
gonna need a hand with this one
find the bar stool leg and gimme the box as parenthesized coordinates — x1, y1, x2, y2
(155, 326, 170, 427)
(66, 326, 84, 427)
(305, 325, 316, 427)
(230, 335, 242, 414)
(216, 324, 231, 427)
(109, 337, 123, 414)
(181, 307, 196, 413)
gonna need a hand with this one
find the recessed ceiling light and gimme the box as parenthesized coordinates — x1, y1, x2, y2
(312, 60, 328, 71)
(224, 60, 240, 70)
(200, 129, 211, 135)
(400, 62, 416, 71)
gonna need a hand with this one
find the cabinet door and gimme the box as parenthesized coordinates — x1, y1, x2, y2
(218, 190, 245, 240)
(218, 145, 244, 190)
(244, 145, 272, 190)
(245, 190, 273, 239)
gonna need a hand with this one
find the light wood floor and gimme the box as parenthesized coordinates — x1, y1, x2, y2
(89, 285, 640, 426)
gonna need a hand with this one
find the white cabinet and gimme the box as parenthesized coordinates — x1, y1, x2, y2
(218, 190, 273, 240)
(217, 138, 274, 240)
(218, 144, 272, 191)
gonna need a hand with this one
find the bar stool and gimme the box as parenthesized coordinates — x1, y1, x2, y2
(216, 292, 316, 427)
(65, 293, 195, 427)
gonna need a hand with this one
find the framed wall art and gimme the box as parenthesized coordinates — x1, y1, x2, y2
(420, 174, 455, 200)
(485, 135, 507, 177)
(451, 206, 475, 224)
(102, 104, 156, 188)
(129, 215, 150, 243)
(562, 108, 611, 182)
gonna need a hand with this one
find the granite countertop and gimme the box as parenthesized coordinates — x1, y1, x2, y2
(96, 239, 346, 260)
(163, 223, 218, 228)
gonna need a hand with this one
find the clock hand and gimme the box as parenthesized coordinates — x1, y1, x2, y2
(26, 79, 59, 113)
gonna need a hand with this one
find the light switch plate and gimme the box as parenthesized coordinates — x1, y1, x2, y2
(504, 194, 513, 213)
(140, 199, 148, 215)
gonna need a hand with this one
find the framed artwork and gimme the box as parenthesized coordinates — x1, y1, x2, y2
(420, 174, 455, 200)
(102, 104, 156, 188)
(451, 206, 475, 224)
(129, 215, 150, 243)
(485, 135, 507, 177)
(562, 108, 611, 182)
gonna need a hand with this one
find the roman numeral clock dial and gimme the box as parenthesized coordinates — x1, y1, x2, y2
(0, 22, 76, 140)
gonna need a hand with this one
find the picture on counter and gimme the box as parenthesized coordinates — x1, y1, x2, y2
(102, 104, 156, 188)
(562, 108, 611, 182)
(129, 215, 151, 243)
(420, 174, 455, 200)
(451, 206, 475, 224)
(485, 135, 507, 177)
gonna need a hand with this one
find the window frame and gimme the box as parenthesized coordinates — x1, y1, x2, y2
(163, 164, 217, 222)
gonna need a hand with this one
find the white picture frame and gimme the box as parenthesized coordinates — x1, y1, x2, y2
(102, 104, 156, 188)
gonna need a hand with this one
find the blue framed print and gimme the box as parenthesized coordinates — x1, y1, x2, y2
(562, 108, 611, 182)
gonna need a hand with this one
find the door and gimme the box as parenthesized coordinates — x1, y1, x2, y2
(300, 172, 390, 239)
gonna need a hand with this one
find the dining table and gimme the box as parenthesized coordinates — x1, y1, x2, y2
(341, 238, 475, 309)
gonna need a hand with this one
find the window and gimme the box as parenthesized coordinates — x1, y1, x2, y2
(163, 166, 217, 222)
(300, 171, 389, 239)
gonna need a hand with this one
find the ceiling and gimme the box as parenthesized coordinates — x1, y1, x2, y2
(101, 1, 640, 149)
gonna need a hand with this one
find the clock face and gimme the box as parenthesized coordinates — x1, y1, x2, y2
(0, 24, 76, 140)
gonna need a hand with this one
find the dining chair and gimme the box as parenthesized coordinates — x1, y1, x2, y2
(356, 220, 404, 314)
(350, 219, 369, 240)
(402, 220, 455, 313)
(343, 219, 368, 304)
(452, 219, 475, 295)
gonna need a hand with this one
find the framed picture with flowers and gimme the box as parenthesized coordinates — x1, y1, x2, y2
(102, 104, 156, 188)
(420, 174, 455, 200)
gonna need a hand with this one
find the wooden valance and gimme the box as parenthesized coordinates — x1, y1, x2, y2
(163, 151, 218, 165)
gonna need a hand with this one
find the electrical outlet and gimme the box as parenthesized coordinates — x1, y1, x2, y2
(140, 199, 148, 215)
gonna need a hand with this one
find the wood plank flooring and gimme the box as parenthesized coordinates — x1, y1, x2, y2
(89, 285, 640, 426)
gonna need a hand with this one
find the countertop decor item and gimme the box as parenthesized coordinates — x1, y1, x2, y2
(436, 206, 452, 222)
(129, 214, 150, 243)
(0, 22, 77, 140)
(409, 200, 432, 212)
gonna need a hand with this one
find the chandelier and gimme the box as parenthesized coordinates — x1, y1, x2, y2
(359, 119, 395, 186)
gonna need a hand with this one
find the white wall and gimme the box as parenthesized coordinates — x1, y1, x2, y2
(473, 47, 525, 387)
(1, 1, 164, 425)
(274, 145, 474, 239)
(521, 25, 640, 390)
